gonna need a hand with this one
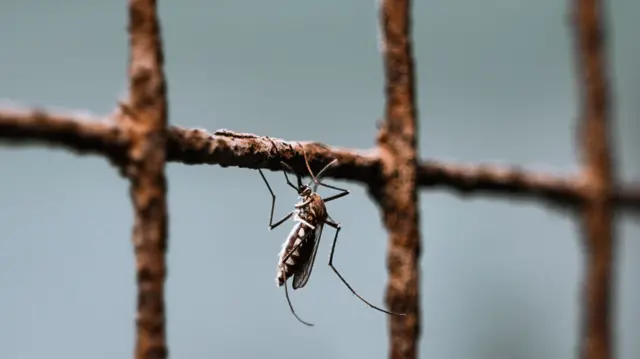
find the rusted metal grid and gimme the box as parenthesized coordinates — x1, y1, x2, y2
(0, 0, 636, 359)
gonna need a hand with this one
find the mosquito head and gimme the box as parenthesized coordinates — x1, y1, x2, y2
(298, 184, 313, 197)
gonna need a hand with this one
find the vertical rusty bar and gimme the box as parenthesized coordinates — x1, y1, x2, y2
(573, 0, 616, 359)
(375, 0, 421, 358)
(126, 0, 170, 359)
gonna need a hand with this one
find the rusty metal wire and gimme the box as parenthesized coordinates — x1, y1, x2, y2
(5, 112, 638, 208)
(0, 0, 636, 359)
(573, 0, 616, 359)
(125, 0, 170, 359)
(373, 1, 421, 358)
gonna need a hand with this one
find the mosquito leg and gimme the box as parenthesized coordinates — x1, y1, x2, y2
(270, 212, 294, 230)
(318, 182, 348, 194)
(319, 182, 350, 203)
(321, 191, 349, 203)
(283, 279, 314, 326)
(279, 161, 302, 190)
(259, 168, 295, 230)
(264, 137, 301, 192)
(324, 219, 406, 317)
(296, 218, 315, 230)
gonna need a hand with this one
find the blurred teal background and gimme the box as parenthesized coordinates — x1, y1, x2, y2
(1, 0, 638, 358)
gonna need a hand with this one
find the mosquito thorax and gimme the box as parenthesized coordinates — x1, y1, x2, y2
(299, 185, 313, 197)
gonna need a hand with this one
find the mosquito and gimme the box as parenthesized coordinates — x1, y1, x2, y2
(258, 145, 406, 326)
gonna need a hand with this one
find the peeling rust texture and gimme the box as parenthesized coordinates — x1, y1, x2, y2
(127, 0, 169, 359)
(4, 109, 640, 215)
(419, 160, 585, 207)
(573, 1, 616, 359)
(0, 108, 129, 164)
(376, 0, 421, 358)
(167, 127, 380, 183)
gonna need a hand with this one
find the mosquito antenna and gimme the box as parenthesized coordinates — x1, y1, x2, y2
(301, 145, 318, 184)
(284, 281, 314, 326)
(315, 159, 338, 181)
(299, 144, 340, 192)
(301, 144, 330, 193)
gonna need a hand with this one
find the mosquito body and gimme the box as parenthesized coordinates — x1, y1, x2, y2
(258, 145, 406, 326)
(275, 191, 326, 289)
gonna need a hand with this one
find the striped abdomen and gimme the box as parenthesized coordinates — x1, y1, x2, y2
(276, 222, 315, 287)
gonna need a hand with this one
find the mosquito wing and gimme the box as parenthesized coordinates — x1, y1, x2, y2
(292, 222, 324, 289)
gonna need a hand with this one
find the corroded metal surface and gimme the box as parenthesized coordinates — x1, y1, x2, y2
(573, 0, 616, 359)
(0, 1, 635, 357)
(126, 0, 170, 358)
(3, 111, 639, 212)
(375, 0, 421, 358)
